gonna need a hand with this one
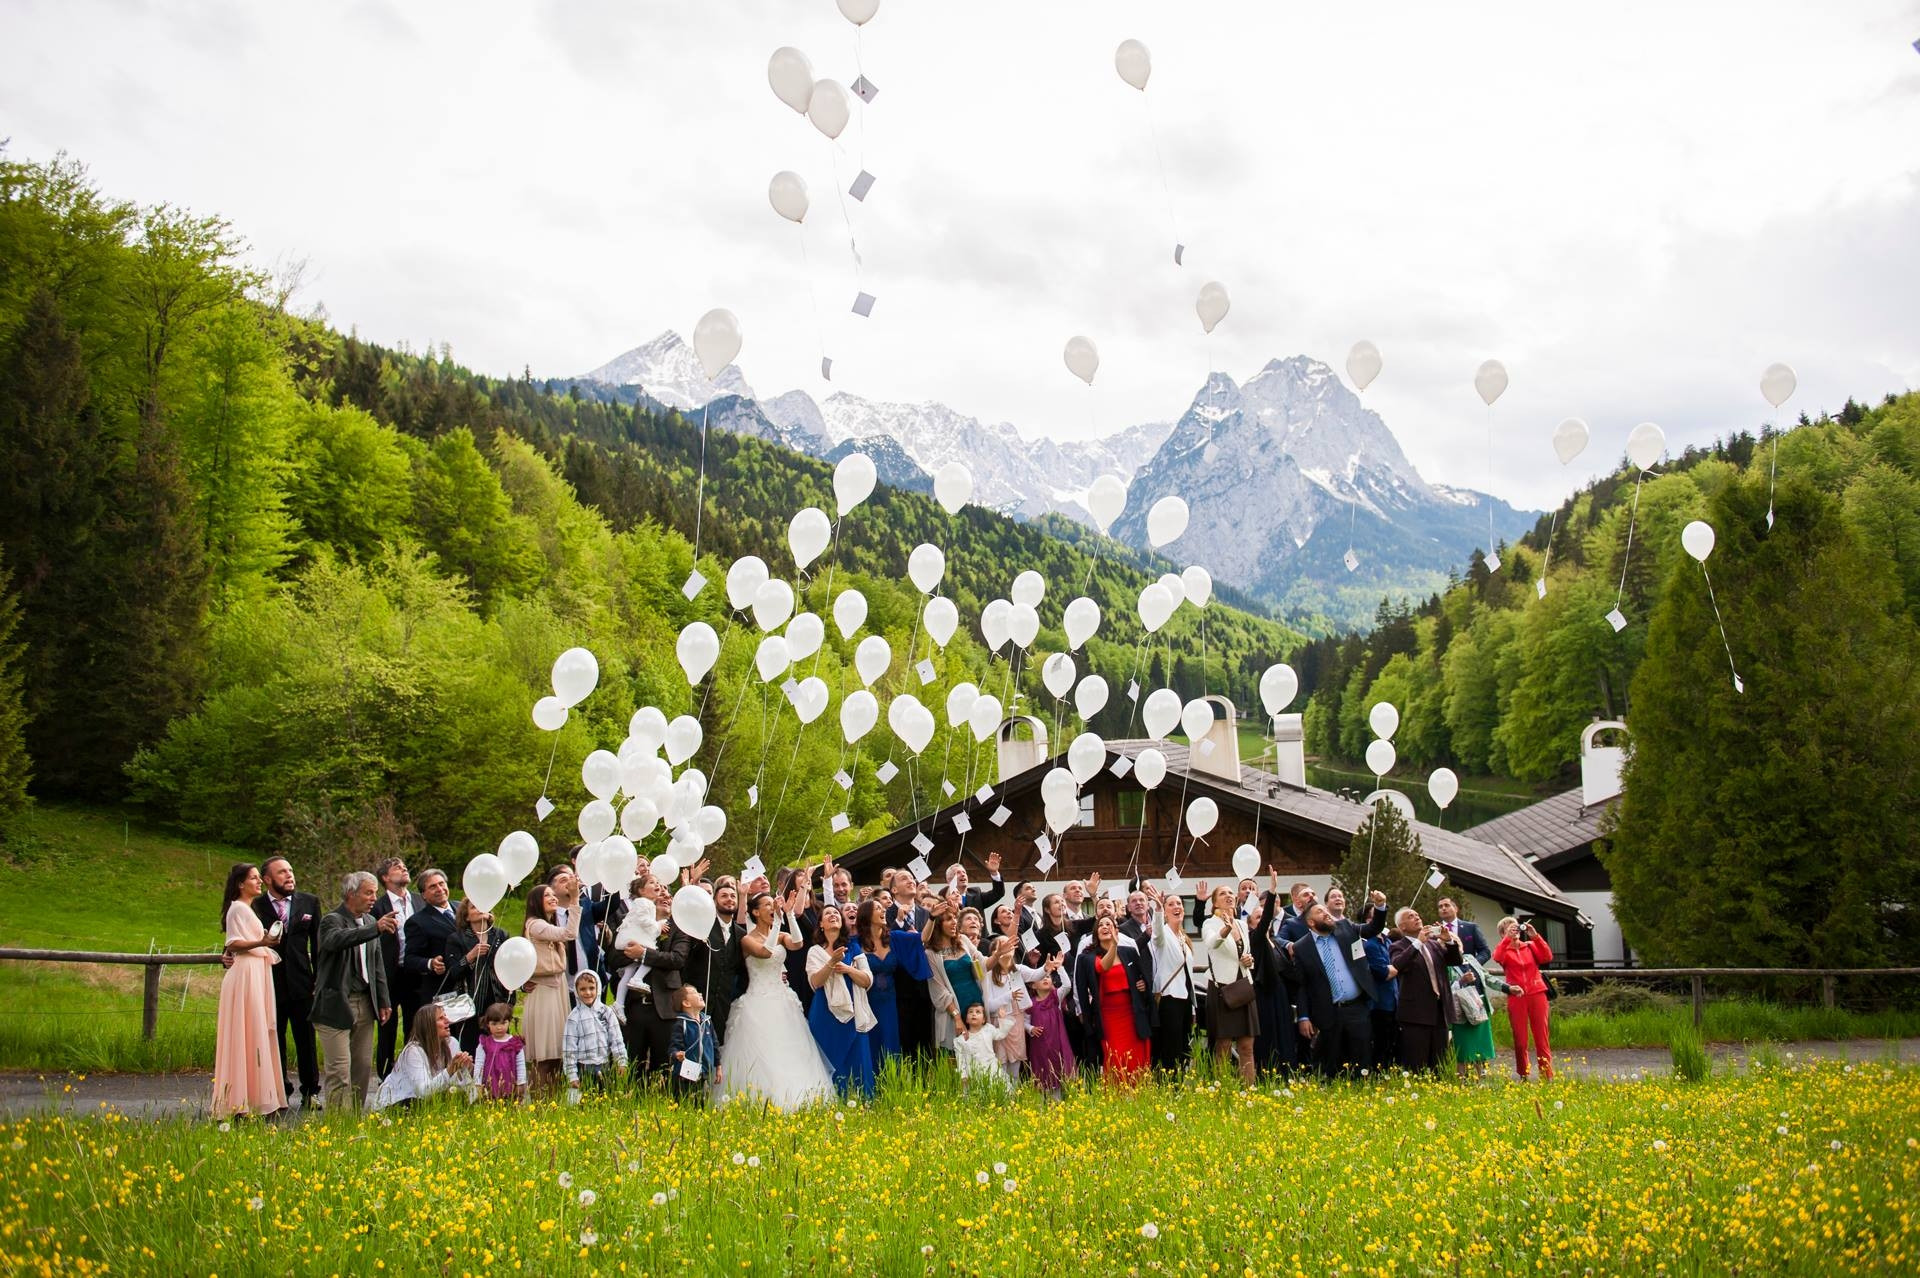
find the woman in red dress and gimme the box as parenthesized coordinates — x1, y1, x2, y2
(1073, 916, 1151, 1085)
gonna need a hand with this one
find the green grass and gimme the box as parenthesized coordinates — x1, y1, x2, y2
(4, 1061, 1917, 1274)
(1513, 997, 1920, 1051)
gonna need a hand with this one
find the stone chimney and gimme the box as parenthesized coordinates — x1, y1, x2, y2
(1188, 695, 1242, 785)
(996, 715, 1050, 784)
(1271, 712, 1306, 787)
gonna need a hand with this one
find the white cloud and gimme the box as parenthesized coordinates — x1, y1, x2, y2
(2, 0, 1915, 506)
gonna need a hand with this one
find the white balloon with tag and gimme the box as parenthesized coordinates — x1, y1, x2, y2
(725, 556, 768, 612)
(1009, 602, 1040, 649)
(854, 635, 891, 687)
(664, 715, 703, 766)
(1180, 698, 1213, 742)
(1146, 496, 1189, 549)
(1552, 418, 1589, 465)
(1368, 701, 1400, 741)
(752, 578, 794, 631)
(788, 507, 831, 571)
(1346, 340, 1382, 392)
(754, 634, 791, 683)
(945, 682, 978, 728)
(833, 588, 867, 639)
(980, 598, 1012, 651)
(1626, 422, 1666, 472)
(1137, 583, 1175, 633)
(933, 461, 972, 514)
(1142, 688, 1181, 739)
(1259, 664, 1299, 715)
(1365, 737, 1397, 778)
(1181, 566, 1212, 608)
(1042, 652, 1076, 699)
(888, 694, 936, 755)
(1185, 797, 1219, 838)
(1474, 359, 1509, 406)
(1682, 520, 1715, 563)
(1068, 732, 1106, 784)
(784, 612, 824, 663)
(968, 693, 1003, 743)
(833, 451, 876, 515)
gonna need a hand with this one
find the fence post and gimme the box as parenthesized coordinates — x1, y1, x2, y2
(142, 962, 161, 1041)
(1690, 975, 1705, 1028)
(1822, 974, 1836, 1010)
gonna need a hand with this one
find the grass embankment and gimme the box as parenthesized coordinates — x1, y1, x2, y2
(3, 1060, 1916, 1275)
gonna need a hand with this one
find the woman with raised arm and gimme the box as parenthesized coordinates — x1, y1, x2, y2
(923, 900, 985, 1051)
(1074, 915, 1152, 1085)
(719, 889, 836, 1110)
(1200, 884, 1259, 1084)
(855, 899, 931, 1064)
(1144, 887, 1197, 1074)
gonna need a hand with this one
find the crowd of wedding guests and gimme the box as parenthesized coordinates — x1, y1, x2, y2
(210, 848, 1556, 1119)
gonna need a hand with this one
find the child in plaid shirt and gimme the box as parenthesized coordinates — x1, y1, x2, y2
(562, 972, 627, 1099)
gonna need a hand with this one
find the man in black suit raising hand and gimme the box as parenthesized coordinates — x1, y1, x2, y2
(1276, 889, 1389, 1079)
(253, 856, 321, 1108)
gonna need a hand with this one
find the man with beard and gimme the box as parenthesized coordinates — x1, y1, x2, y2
(1276, 890, 1389, 1079)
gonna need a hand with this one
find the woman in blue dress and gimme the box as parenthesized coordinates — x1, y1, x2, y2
(805, 904, 876, 1097)
(855, 899, 931, 1062)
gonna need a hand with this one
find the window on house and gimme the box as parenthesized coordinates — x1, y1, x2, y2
(1077, 793, 1097, 828)
(1117, 791, 1146, 828)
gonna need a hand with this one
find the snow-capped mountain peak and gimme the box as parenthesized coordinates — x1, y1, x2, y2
(576, 331, 753, 411)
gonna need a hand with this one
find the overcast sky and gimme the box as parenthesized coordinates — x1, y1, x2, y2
(5, 0, 1917, 506)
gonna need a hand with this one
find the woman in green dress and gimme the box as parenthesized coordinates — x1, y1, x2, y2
(1449, 958, 1499, 1078)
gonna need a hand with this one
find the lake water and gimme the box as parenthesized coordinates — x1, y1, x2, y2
(1302, 763, 1530, 832)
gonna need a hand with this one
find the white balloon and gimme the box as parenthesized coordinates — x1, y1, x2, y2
(725, 555, 769, 612)
(1142, 688, 1181, 739)
(922, 596, 958, 648)
(676, 622, 720, 685)
(945, 682, 979, 728)
(1045, 796, 1080, 835)
(1063, 336, 1099, 386)
(1195, 281, 1230, 334)
(1086, 474, 1128, 534)
(1133, 747, 1167, 790)
(531, 695, 568, 732)
(1760, 362, 1797, 409)
(979, 598, 1012, 651)
(1042, 652, 1076, 699)
(493, 936, 537, 992)
(1075, 675, 1109, 719)
(578, 798, 617, 843)
(666, 827, 703, 865)
(933, 462, 973, 514)
(768, 170, 808, 223)
(629, 707, 669, 754)
(672, 884, 717, 938)
(598, 836, 639, 895)
(1682, 520, 1716, 564)
(649, 854, 681, 889)
(836, 0, 879, 26)
(1365, 737, 1397, 778)
(1146, 495, 1189, 549)
(888, 694, 936, 755)
(693, 804, 728, 846)
(1041, 767, 1077, 808)
(552, 647, 599, 707)
(462, 853, 508, 913)
(581, 750, 620, 800)
(620, 797, 660, 841)
(1158, 572, 1187, 606)
(767, 46, 814, 114)
(1180, 698, 1213, 743)
(832, 588, 868, 639)
(968, 693, 1003, 743)
(807, 78, 851, 140)
(678, 767, 709, 806)
(752, 578, 795, 631)
(497, 830, 539, 885)
(1346, 340, 1383, 392)
(1368, 701, 1400, 742)
(664, 715, 704, 766)
(1427, 767, 1460, 811)
(1185, 797, 1219, 839)
(1008, 602, 1040, 650)
(907, 543, 945, 594)
(692, 308, 742, 382)
(832, 451, 876, 516)
(1114, 38, 1151, 90)
(1552, 417, 1590, 466)
(754, 634, 791, 683)
(624, 755, 671, 807)
(1231, 844, 1261, 882)
(1136, 582, 1176, 633)
(1181, 566, 1213, 608)
(1474, 359, 1509, 407)
(788, 507, 832, 571)
(790, 675, 829, 724)
(1062, 596, 1101, 650)
(1012, 570, 1046, 608)
(854, 635, 891, 687)
(1259, 663, 1299, 715)
(1626, 421, 1666, 472)
(1068, 732, 1106, 785)
(785, 612, 824, 663)
(1364, 789, 1417, 827)
(840, 688, 879, 744)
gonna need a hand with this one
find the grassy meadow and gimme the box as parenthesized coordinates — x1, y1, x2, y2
(3, 1059, 1917, 1275)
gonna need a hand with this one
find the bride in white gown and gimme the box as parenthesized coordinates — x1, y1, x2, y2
(720, 890, 836, 1111)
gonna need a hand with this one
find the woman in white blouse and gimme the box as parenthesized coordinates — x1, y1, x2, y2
(1199, 885, 1259, 1083)
(1144, 886, 1197, 1073)
(373, 1004, 472, 1111)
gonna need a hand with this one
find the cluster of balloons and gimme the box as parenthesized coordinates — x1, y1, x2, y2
(531, 647, 598, 732)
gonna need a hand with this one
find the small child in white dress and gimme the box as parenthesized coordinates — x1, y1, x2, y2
(952, 1002, 1012, 1096)
(610, 896, 660, 1022)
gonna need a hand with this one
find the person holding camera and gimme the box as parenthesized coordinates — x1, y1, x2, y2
(1493, 916, 1555, 1080)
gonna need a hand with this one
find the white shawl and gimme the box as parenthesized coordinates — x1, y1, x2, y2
(807, 947, 877, 1033)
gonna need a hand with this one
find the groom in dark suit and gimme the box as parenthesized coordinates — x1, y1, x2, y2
(254, 856, 321, 1107)
(621, 880, 693, 1082)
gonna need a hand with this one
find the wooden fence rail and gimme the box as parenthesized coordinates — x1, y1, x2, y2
(0, 947, 226, 1041)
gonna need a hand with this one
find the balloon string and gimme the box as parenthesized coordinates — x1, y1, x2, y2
(798, 225, 828, 375)
(1614, 472, 1646, 609)
(1538, 509, 1560, 595)
(1141, 91, 1180, 259)
(756, 703, 815, 857)
(539, 733, 561, 801)
(750, 682, 773, 845)
(1766, 417, 1780, 525)
(853, 26, 867, 175)
(691, 401, 710, 559)
(1485, 404, 1495, 561)
(1361, 805, 1380, 898)
(828, 142, 861, 280)
(808, 519, 844, 683)
(703, 671, 759, 794)
(794, 670, 854, 863)
(696, 612, 737, 723)
(1701, 563, 1742, 692)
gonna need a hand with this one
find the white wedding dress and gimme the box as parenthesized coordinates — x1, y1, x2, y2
(719, 943, 836, 1111)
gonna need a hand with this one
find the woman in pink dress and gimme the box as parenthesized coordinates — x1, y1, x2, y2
(212, 863, 287, 1119)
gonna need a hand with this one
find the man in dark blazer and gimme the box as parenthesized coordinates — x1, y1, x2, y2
(253, 856, 321, 1107)
(620, 880, 692, 1081)
(369, 857, 423, 1074)
(313, 872, 394, 1113)
(886, 868, 928, 932)
(549, 858, 606, 991)
(1276, 890, 1388, 1079)
(946, 851, 1006, 914)
(1387, 906, 1464, 1074)
(401, 868, 462, 1006)
(1436, 898, 1490, 965)
(705, 879, 747, 1044)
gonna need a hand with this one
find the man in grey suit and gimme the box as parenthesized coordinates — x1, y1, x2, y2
(313, 872, 395, 1114)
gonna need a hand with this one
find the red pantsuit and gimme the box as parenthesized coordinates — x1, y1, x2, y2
(1492, 930, 1555, 1079)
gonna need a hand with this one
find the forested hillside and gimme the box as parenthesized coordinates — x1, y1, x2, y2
(0, 152, 1301, 871)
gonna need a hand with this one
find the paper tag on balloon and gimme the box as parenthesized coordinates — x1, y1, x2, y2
(742, 855, 766, 883)
(678, 1058, 703, 1082)
(952, 813, 972, 834)
(1350, 939, 1366, 961)
(834, 770, 853, 791)
(1732, 674, 1744, 694)
(535, 795, 555, 822)
(1106, 883, 1129, 902)
(910, 832, 934, 856)
(916, 659, 936, 685)
(681, 569, 707, 601)
(850, 75, 878, 103)
(989, 805, 1011, 827)
(1165, 866, 1183, 891)
(830, 813, 850, 833)
(974, 784, 994, 804)
(1343, 549, 1359, 574)
(1765, 507, 1775, 530)
(908, 855, 932, 882)
(1173, 243, 1185, 265)
(941, 780, 955, 797)
(849, 169, 876, 200)
(1605, 607, 1627, 633)
(852, 292, 876, 318)
(781, 677, 800, 700)
(1127, 680, 1140, 702)
(821, 356, 833, 381)
(1036, 850, 1057, 873)
(876, 761, 899, 783)
(1536, 579, 1547, 599)
(1426, 866, 1446, 889)
(1196, 739, 1216, 757)
(1485, 552, 1501, 573)
(748, 785, 759, 808)
(1021, 928, 1040, 952)
(1033, 833, 1052, 854)
(1109, 755, 1132, 778)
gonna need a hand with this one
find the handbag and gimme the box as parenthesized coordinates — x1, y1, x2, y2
(1452, 984, 1488, 1025)
(434, 992, 477, 1025)
(1217, 973, 1256, 1010)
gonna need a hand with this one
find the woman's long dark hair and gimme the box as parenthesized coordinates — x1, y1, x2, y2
(219, 863, 256, 928)
(526, 884, 556, 926)
(856, 899, 885, 951)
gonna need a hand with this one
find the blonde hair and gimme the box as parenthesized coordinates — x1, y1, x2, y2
(1497, 915, 1518, 935)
